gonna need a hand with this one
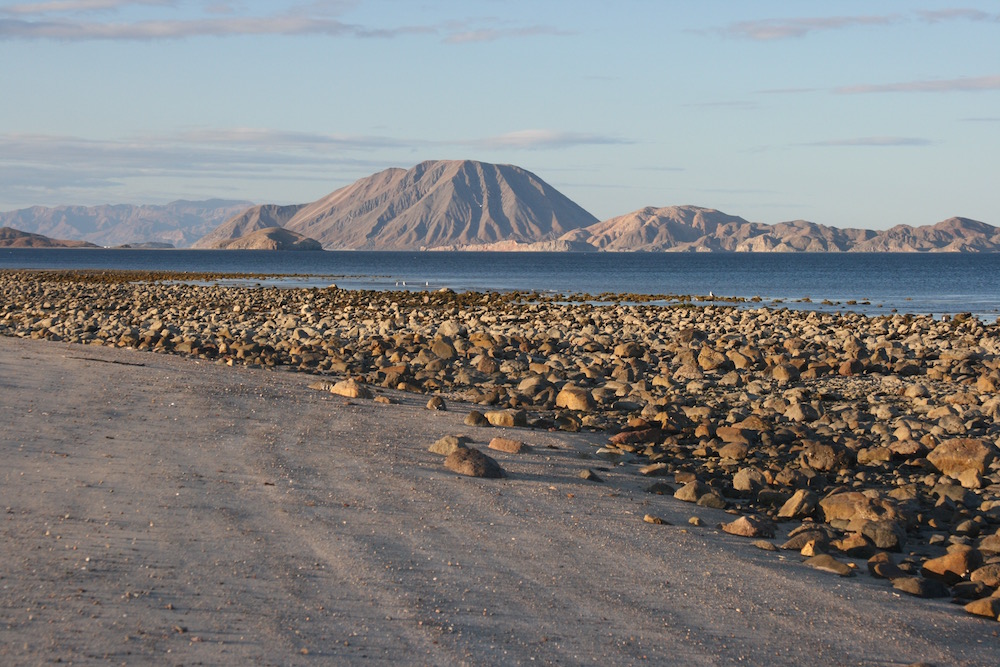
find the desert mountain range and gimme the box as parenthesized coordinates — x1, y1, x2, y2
(0, 199, 251, 248)
(2, 160, 997, 252)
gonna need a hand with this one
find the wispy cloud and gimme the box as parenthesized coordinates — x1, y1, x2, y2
(915, 8, 997, 23)
(0, 4, 565, 42)
(723, 9, 999, 41)
(473, 129, 630, 150)
(0, 0, 172, 15)
(803, 136, 932, 147)
(444, 24, 570, 44)
(724, 15, 899, 40)
(836, 75, 1000, 94)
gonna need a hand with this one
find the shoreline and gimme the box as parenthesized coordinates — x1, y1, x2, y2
(1, 335, 997, 665)
(2, 270, 1000, 661)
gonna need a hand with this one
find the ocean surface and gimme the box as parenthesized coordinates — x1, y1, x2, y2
(3, 249, 999, 320)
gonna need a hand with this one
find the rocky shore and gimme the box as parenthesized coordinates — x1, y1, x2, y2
(4, 269, 1000, 625)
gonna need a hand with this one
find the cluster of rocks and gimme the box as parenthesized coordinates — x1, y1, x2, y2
(3, 269, 1000, 622)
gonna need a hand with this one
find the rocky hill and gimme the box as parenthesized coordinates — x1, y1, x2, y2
(0, 199, 252, 248)
(204, 227, 322, 251)
(191, 204, 306, 249)
(0, 227, 99, 248)
(271, 160, 599, 250)
(561, 207, 998, 253)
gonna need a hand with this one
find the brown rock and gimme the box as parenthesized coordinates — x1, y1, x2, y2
(484, 409, 527, 428)
(555, 385, 596, 412)
(721, 515, 775, 538)
(429, 435, 470, 456)
(805, 554, 854, 577)
(777, 489, 818, 519)
(444, 448, 504, 478)
(426, 396, 446, 411)
(970, 563, 1000, 589)
(892, 577, 951, 598)
(771, 363, 800, 384)
(643, 514, 669, 525)
(964, 596, 1000, 620)
(921, 547, 982, 585)
(867, 552, 906, 580)
(927, 437, 996, 479)
(465, 410, 489, 427)
(488, 437, 529, 454)
(330, 378, 372, 399)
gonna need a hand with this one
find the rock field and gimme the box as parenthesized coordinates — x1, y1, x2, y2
(4, 269, 1000, 624)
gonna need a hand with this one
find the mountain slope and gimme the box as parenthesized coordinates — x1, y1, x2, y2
(206, 227, 322, 251)
(281, 160, 599, 250)
(191, 204, 306, 249)
(0, 199, 253, 248)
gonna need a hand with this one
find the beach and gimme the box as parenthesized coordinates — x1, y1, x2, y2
(1, 271, 1000, 665)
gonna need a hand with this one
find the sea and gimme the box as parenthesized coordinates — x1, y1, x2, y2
(2, 249, 999, 321)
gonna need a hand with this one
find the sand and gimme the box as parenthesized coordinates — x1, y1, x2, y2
(0, 335, 996, 666)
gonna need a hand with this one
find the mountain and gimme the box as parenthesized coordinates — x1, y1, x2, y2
(558, 206, 752, 251)
(0, 227, 99, 248)
(191, 204, 306, 249)
(0, 199, 253, 248)
(560, 207, 997, 253)
(205, 227, 322, 251)
(271, 160, 599, 250)
(852, 217, 1000, 252)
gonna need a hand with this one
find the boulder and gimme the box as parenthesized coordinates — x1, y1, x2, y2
(330, 378, 372, 399)
(444, 448, 504, 478)
(927, 438, 996, 480)
(555, 385, 596, 412)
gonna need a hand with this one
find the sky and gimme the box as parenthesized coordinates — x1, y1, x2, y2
(0, 0, 998, 229)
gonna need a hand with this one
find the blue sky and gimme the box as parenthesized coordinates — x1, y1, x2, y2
(1, 0, 997, 229)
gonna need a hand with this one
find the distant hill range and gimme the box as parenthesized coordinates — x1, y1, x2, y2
(3, 161, 997, 252)
(0, 226, 99, 248)
(0, 199, 252, 248)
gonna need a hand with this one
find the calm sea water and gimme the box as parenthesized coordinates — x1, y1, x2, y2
(2, 249, 999, 320)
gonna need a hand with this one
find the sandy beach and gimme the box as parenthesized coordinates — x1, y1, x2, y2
(1, 333, 998, 666)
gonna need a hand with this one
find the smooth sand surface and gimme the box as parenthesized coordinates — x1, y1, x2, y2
(1, 336, 996, 666)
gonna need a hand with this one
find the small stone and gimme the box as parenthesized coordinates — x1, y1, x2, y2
(800, 540, 826, 557)
(488, 437, 528, 454)
(891, 576, 951, 598)
(970, 563, 1000, 588)
(330, 378, 372, 399)
(638, 462, 670, 477)
(464, 410, 489, 427)
(867, 552, 906, 580)
(963, 596, 1000, 620)
(688, 516, 704, 527)
(426, 396, 446, 411)
(484, 409, 527, 428)
(429, 435, 470, 456)
(721, 515, 775, 538)
(753, 540, 778, 552)
(804, 554, 854, 577)
(777, 489, 818, 519)
(579, 469, 603, 483)
(643, 514, 669, 525)
(645, 481, 675, 495)
(444, 448, 504, 478)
